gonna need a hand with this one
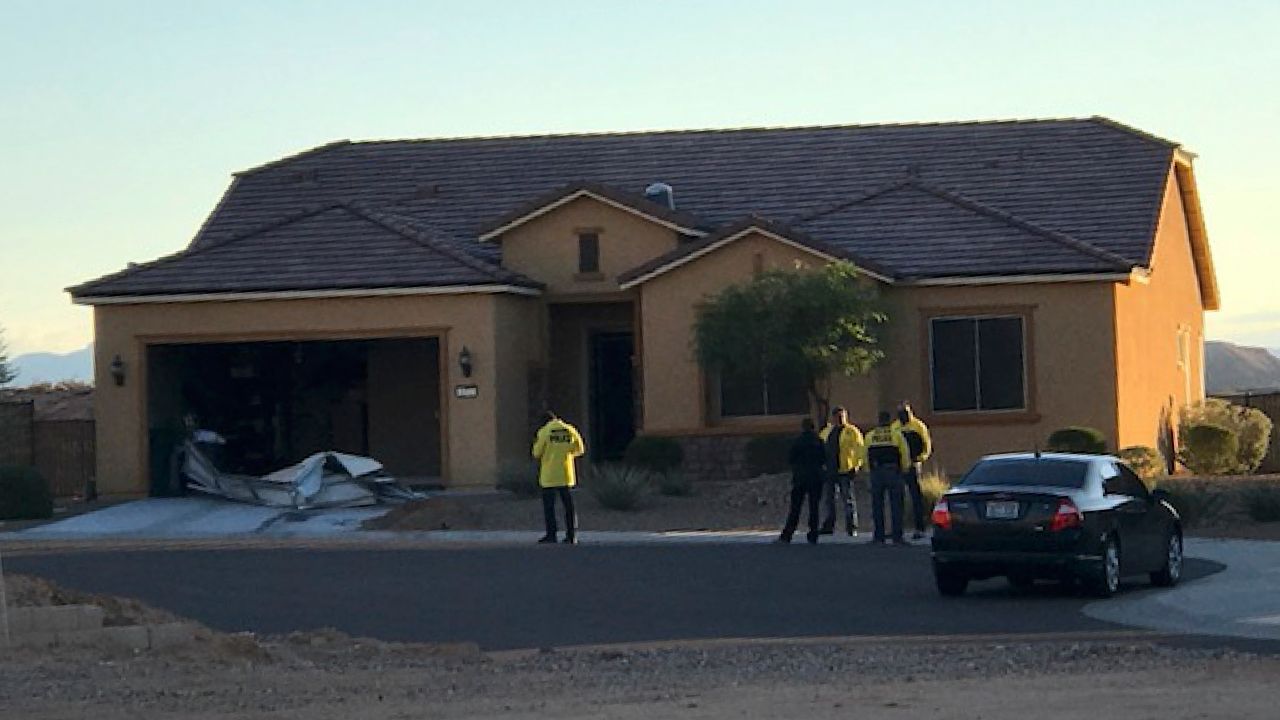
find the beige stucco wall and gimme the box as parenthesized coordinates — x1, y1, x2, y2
(639, 231, 838, 434)
(1113, 166, 1207, 456)
(92, 293, 510, 495)
(879, 282, 1120, 475)
(491, 294, 543, 471)
(498, 196, 681, 296)
(636, 228, 1127, 476)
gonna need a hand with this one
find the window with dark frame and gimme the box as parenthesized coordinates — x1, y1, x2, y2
(719, 364, 809, 417)
(578, 232, 600, 274)
(930, 315, 1026, 413)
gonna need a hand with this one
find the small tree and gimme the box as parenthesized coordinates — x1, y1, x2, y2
(693, 262, 886, 419)
(0, 328, 16, 386)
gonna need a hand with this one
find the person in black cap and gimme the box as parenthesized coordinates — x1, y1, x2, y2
(776, 418, 827, 544)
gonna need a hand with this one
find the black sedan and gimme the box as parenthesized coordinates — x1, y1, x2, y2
(930, 452, 1182, 598)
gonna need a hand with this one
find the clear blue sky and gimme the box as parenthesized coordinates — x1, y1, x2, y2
(2, 0, 1277, 356)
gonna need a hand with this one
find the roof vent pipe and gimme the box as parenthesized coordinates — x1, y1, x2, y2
(644, 182, 675, 210)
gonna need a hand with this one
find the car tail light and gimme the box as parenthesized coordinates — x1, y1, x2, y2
(931, 499, 952, 531)
(1048, 498, 1083, 532)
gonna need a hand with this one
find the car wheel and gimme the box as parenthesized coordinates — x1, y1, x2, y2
(1085, 537, 1121, 598)
(1150, 531, 1183, 587)
(934, 565, 969, 597)
(1007, 574, 1035, 591)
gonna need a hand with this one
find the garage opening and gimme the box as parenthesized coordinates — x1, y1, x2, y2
(146, 337, 442, 496)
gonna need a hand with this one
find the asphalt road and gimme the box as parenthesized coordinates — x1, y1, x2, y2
(6, 544, 1219, 651)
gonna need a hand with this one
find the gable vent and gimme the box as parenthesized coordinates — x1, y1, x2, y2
(644, 182, 675, 209)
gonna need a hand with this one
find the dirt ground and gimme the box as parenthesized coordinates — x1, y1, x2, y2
(368, 474, 885, 533)
(367, 472, 1280, 540)
(4, 573, 1280, 718)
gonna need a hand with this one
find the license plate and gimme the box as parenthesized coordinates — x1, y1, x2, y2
(985, 501, 1020, 520)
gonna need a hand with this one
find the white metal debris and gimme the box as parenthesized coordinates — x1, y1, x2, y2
(181, 439, 422, 509)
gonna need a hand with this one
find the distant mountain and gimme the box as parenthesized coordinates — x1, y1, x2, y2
(1206, 341, 1280, 395)
(9, 344, 94, 387)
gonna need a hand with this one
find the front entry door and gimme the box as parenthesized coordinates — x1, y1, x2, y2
(589, 332, 636, 461)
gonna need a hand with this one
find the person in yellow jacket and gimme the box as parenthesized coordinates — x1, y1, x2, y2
(818, 406, 865, 536)
(862, 410, 913, 545)
(532, 411, 585, 544)
(892, 401, 933, 540)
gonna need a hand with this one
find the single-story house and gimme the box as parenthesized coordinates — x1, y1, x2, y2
(70, 117, 1217, 495)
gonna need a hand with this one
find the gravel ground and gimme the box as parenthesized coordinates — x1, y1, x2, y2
(1, 632, 1274, 719)
(3, 573, 1278, 718)
(367, 474, 885, 533)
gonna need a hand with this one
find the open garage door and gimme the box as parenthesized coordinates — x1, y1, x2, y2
(146, 337, 442, 496)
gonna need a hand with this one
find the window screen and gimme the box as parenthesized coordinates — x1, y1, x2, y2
(930, 316, 1026, 412)
(720, 364, 808, 417)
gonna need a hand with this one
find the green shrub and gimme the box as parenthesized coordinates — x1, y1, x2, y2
(1046, 426, 1108, 454)
(745, 435, 792, 477)
(1240, 485, 1280, 523)
(495, 460, 541, 498)
(1158, 480, 1227, 527)
(588, 464, 650, 511)
(1177, 422, 1239, 475)
(1118, 446, 1166, 482)
(0, 465, 54, 520)
(655, 471, 695, 497)
(1180, 399, 1274, 474)
(624, 436, 685, 475)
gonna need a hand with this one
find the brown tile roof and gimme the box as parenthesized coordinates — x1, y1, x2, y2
(69, 202, 539, 299)
(74, 116, 1187, 297)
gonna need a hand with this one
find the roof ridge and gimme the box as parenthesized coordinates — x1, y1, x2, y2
(343, 116, 1101, 147)
(904, 180, 1136, 268)
(67, 203, 344, 295)
(344, 202, 535, 286)
(233, 140, 353, 177)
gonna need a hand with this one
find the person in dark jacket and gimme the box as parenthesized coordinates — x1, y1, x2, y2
(777, 418, 828, 545)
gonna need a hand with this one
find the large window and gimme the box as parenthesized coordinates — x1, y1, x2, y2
(930, 315, 1026, 412)
(719, 364, 809, 417)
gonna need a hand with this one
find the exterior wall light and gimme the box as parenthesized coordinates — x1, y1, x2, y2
(458, 346, 473, 378)
(109, 355, 126, 386)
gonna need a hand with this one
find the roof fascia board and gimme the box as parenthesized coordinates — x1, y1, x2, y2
(904, 271, 1137, 287)
(479, 189, 706, 242)
(1170, 161, 1220, 310)
(74, 284, 541, 306)
(618, 226, 894, 289)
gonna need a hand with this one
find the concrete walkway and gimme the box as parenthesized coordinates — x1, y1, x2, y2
(1084, 537, 1280, 642)
(5, 497, 882, 545)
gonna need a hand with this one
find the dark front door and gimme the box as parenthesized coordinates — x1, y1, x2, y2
(589, 331, 636, 461)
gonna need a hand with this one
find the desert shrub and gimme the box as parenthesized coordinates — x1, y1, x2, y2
(624, 436, 685, 475)
(918, 471, 951, 521)
(0, 465, 54, 520)
(588, 464, 650, 511)
(1180, 399, 1274, 474)
(1046, 426, 1108, 454)
(1118, 446, 1166, 482)
(1240, 485, 1280, 523)
(654, 471, 694, 497)
(1157, 480, 1228, 527)
(1177, 422, 1239, 475)
(495, 460, 541, 498)
(745, 435, 792, 477)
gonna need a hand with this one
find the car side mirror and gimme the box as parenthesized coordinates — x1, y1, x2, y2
(1151, 488, 1170, 504)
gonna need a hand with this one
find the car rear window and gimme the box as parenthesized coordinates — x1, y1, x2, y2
(958, 459, 1089, 489)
